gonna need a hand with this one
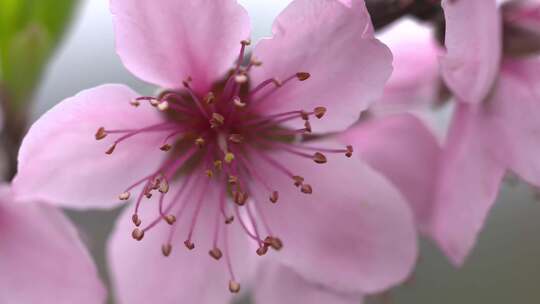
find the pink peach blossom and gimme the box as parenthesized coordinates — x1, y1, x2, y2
(13, 0, 418, 302)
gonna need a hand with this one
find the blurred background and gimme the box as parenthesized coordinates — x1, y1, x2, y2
(2, 0, 540, 303)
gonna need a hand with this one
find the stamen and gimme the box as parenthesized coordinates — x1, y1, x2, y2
(132, 228, 144, 241)
(95, 127, 107, 140)
(162, 244, 172, 257)
(118, 191, 130, 201)
(209, 248, 223, 260)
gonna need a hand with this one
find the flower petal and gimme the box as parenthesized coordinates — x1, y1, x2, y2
(110, 0, 250, 92)
(253, 261, 363, 304)
(249, 149, 417, 293)
(108, 179, 254, 304)
(431, 104, 506, 266)
(440, 0, 502, 103)
(340, 114, 441, 234)
(13, 84, 166, 209)
(0, 186, 106, 304)
(250, 0, 392, 133)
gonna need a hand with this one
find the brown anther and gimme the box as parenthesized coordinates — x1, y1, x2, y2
(144, 192, 153, 199)
(296, 72, 311, 81)
(210, 112, 225, 128)
(162, 244, 172, 257)
(264, 236, 283, 251)
(160, 144, 172, 151)
(304, 121, 312, 133)
(345, 145, 353, 158)
(131, 214, 141, 227)
(269, 191, 279, 203)
(195, 137, 205, 148)
(256, 245, 269, 256)
(158, 179, 169, 193)
(184, 240, 195, 250)
(228, 175, 238, 185)
(228, 134, 244, 144)
(95, 127, 107, 140)
(209, 248, 223, 260)
(131, 228, 144, 241)
(300, 111, 310, 121)
(301, 184, 313, 194)
(105, 144, 117, 155)
(233, 96, 246, 108)
(204, 92, 215, 104)
(241, 39, 251, 46)
(314, 106, 327, 119)
(164, 214, 176, 225)
(214, 160, 223, 170)
(313, 152, 327, 164)
(205, 169, 214, 178)
(119, 191, 131, 201)
(235, 74, 248, 84)
(233, 191, 247, 206)
(292, 175, 304, 187)
(157, 101, 169, 111)
(149, 98, 160, 107)
(229, 280, 241, 294)
(130, 99, 141, 107)
(224, 152, 235, 164)
(225, 216, 235, 224)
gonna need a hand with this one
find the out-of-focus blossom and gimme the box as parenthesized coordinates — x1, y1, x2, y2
(0, 184, 106, 304)
(13, 0, 418, 302)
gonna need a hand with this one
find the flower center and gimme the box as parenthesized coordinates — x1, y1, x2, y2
(95, 40, 353, 293)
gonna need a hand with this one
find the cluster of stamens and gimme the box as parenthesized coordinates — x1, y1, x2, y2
(95, 39, 353, 293)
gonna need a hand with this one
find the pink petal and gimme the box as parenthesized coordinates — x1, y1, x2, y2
(490, 58, 540, 186)
(340, 114, 441, 234)
(440, 0, 502, 103)
(108, 179, 255, 304)
(250, 0, 392, 133)
(0, 186, 106, 304)
(250, 149, 417, 294)
(431, 104, 506, 266)
(13, 84, 166, 209)
(254, 261, 363, 304)
(110, 0, 250, 92)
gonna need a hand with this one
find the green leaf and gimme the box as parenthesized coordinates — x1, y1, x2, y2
(0, 0, 78, 112)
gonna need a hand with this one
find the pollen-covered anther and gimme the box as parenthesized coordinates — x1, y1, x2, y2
(149, 98, 160, 107)
(224, 152, 235, 164)
(95, 127, 107, 140)
(264, 236, 283, 251)
(158, 179, 169, 194)
(162, 244, 172, 257)
(132, 214, 142, 227)
(205, 169, 214, 178)
(233, 96, 246, 108)
(195, 137, 206, 148)
(160, 144, 172, 151)
(346, 145, 353, 158)
(119, 191, 131, 201)
(229, 280, 241, 294)
(209, 248, 223, 260)
(210, 113, 225, 128)
(296, 72, 311, 81)
(129, 99, 141, 107)
(105, 144, 117, 155)
(131, 228, 144, 241)
(164, 214, 176, 225)
(301, 184, 313, 194)
(233, 191, 247, 206)
(157, 101, 169, 111)
(228, 175, 238, 185)
(235, 74, 248, 84)
(313, 152, 327, 164)
(214, 160, 223, 170)
(300, 111, 309, 121)
(184, 240, 195, 250)
(314, 106, 327, 119)
(256, 245, 269, 256)
(228, 134, 244, 144)
(241, 39, 251, 46)
(292, 175, 304, 187)
(204, 92, 215, 104)
(269, 191, 279, 203)
(225, 216, 235, 224)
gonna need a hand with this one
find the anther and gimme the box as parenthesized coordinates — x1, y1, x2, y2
(204, 92, 215, 104)
(314, 106, 327, 119)
(160, 144, 172, 151)
(233, 191, 247, 206)
(228, 134, 244, 144)
(164, 215, 176, 225)
(296, 72, 311, 81)
(157, 101, 169, 111)
(182, 77, 192, 88)
(105, 144, 117, 155)
(206, 170, 214, 178)
(235, 74, 248, 84)
(241, 39, 251, 46)
(228, 175, 238, 185)
(269, 191, 279, 203)
(225, 216, 235, 224)
(345, 145, 353, 158)
(313, 152, 327, 164)
(195, 137, 205, 148)
(132, 214, 141, 227)
(224, 152, 235, 164)
(300, 111, 310, 120)
(210, 113, 225, 128)
(184, 240, 195, 250)
(162, 244, 172, 257)
(119, 191, 131, 201)
(233, 96, 246, 108)
(158, 179, 169, 194)
(256, 245, 269, 256)
(292, 175, 304, 187)
(214, 160, 223, 170)
(250, 57, 262, 67)
(149, 98, 160, 107)
(264, 236, 283, 251)
(209, 248, 223, 260)
(95, 127, 107, 140)
(229, 280, 241, 294)
(304, 121, 312, 133)
(130, 99, 141, 107)
(131, 228, 144, 241)
(301, 184, 313, 194)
